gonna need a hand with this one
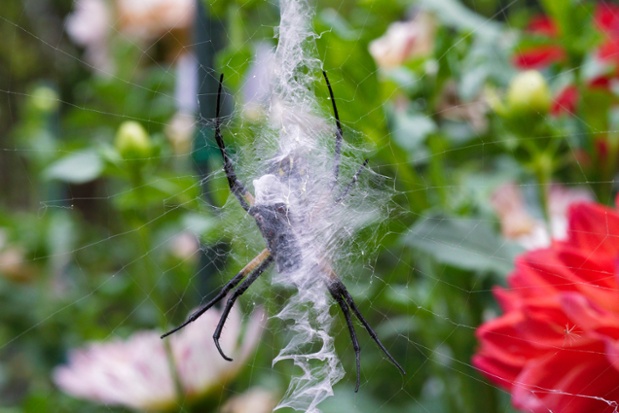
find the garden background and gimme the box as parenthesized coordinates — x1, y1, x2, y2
(2, 0, 619, 412)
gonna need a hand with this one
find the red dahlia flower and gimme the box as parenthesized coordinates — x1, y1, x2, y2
(474, 197, 619, 412)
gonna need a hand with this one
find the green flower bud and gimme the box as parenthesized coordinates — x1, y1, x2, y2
(115, 121, 152, 160)
(506, 70, 551, 117)
(31, 86, 59, 113)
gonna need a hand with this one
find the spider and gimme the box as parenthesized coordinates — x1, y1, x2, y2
(161, 71, 405, 391)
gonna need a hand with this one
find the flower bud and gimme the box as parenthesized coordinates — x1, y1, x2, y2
(114, 121, 152, 160)
(31, 86, 59, 113)
(506, 70, 551, 117)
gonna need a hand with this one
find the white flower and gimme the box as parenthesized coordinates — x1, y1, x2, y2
(54, 305, 265, 411)
(66, 0, 111, 47)
(491, 182, 593, 249)
(369, 12, 436, 69)
(65, 0, 113, 73)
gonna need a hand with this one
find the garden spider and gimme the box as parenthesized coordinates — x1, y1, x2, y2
(161, 71, 405, 391)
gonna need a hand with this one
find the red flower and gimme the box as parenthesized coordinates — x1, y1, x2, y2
(513, 16, 565, 69)
(474, 198, 619, 412)
(514, 5, 619, 117)
(551, 85, 578, 115)
(596, 3, 619, 63)
(514, 6, 619, 69)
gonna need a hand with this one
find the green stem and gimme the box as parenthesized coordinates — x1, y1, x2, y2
(163, 338, 185, 410)
(128, 165, 169, 330)
(531, 150, 553, 234)
(428, 134, 448, 208)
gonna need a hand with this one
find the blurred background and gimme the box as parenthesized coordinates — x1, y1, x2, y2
(2, 0, 617, 412)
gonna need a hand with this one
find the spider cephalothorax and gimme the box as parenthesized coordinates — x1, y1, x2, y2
(161, 71, 405, 391)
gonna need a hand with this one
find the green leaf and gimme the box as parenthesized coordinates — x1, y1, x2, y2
(539, 0, 576, 39)
(402, 213, 522, 275)
(43, 150, 103, 184)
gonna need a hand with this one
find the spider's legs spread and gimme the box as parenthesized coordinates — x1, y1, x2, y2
(214, 73, 255, 211)
(326, 271, 406, 392)
(161, 249, 273, 360)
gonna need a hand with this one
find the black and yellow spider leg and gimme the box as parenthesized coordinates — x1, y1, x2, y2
(326, 271, 405, 391)
(161, 249, 272, 340)
(214, 73, 255, 211)
(322, 71, 343, 184)
(213, 252, 274, 360)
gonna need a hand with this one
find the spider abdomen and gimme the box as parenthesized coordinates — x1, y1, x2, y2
(249, 203, 302, 273)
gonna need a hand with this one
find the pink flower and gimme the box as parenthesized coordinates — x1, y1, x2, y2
(116, 0, 194, 42)
(369, 12, 436, 69)
(54, 331, 177, 411)
(491, 182, 593, 249)
(220, 387, 279, 413)
(54, 305, 265, 410)
(474, 197, 619, 412)
(66, 0, 195, 73)
(65, 0, 113, 73)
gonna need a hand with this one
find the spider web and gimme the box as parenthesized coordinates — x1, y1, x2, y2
(1, 0, 618, 412)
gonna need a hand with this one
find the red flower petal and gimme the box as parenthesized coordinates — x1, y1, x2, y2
(598, 39, 619, 62)
(474, 312, 536, 388)
(528, 15, 557, 36)
(551, 85, 578, 116)
(561, 293, 619, 339)
(514, 47, 565, 69)
(595, 3, 619, 36)
(513, 346, 619, 413)
(508, 248, 578, 297)
(565, 202, 619, 257)
(513, 14, 565, 69)
(475, 197, 619, 411)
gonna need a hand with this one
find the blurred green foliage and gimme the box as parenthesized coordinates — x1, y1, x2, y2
(2, 0, 618, 412)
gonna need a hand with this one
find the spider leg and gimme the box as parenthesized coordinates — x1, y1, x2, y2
(213, 253, 274, 361)
(335, 158, 369, 203)
(322, 71, 343, 184)
(339, 282, 406, 376)
(161, 249, 271, 339)
(327, 273, 406, 389)
(327, 282, 361, 391)
(214, 73, 255, 210)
